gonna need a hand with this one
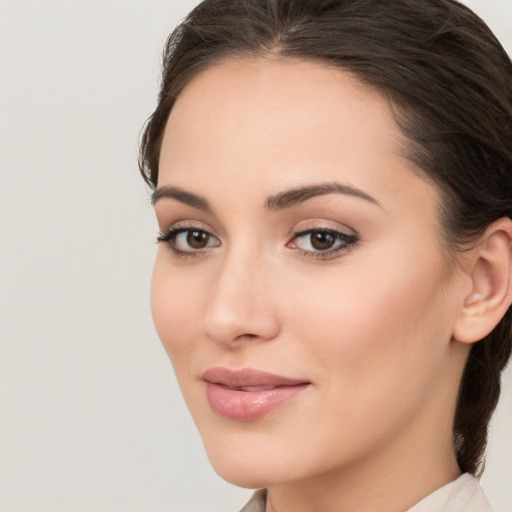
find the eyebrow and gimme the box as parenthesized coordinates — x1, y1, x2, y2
(265, 182, 380, 210)
(151, 181, 380, 211)
(151, 185, 211, 211)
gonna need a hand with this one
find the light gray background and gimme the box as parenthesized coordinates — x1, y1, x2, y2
(0, 1, 511, 511)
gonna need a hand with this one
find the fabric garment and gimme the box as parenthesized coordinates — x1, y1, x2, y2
(238, 473, 492, 512)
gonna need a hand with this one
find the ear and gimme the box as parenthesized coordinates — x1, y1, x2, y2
(453, 218, 512, 344)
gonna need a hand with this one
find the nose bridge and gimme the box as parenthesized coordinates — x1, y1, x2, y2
(202, 242, 280, 345)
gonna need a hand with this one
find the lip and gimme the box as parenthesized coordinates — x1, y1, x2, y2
(202, 367, 311, 421)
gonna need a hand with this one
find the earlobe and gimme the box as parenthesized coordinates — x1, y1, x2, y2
(453, 218, 512, 344)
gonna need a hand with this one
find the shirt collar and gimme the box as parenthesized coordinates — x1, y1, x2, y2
(238, 474, 492, 512)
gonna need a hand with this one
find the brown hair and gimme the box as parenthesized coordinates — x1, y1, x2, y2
(139, 0, 512, 475)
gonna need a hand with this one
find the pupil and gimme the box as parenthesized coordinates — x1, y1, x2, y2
(311, 231, 335, 250)
(187, 230, 208, 249)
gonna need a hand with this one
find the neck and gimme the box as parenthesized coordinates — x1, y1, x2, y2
(265, 419, 461, 512)
(264, 340, 468, 512)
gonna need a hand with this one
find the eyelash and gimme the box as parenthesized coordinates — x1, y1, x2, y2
(156, 225, 219, 259)
(156, 225, 359, 260)
(288, 227, 359, 260)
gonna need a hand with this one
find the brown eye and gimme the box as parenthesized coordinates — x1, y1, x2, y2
(187, 230, 210, 249)
(157, 227, 221, 255)
(310, 231, 336, 250)
(289, 228, 358, 258)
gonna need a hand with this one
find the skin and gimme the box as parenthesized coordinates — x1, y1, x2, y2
(151, 58, 473, 512)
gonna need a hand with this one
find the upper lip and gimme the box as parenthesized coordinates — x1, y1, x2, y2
(202, 367, 310, 388)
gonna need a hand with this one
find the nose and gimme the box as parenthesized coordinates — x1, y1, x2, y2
(202, 252, 281, 347)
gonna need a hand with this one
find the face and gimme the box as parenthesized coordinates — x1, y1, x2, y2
(151, 58, 467, 489)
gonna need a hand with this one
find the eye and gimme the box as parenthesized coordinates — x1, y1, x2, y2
(288, 228, 358, 258)
(157, 227, 221, 256)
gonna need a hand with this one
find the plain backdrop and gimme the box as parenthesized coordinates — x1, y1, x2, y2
(0, 1, 511, 511)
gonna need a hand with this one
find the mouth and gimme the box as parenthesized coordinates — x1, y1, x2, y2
(219, 384, 279, 391)
(202, 367, 311, 421)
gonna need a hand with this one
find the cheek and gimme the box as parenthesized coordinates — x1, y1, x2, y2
(150, 254, 204, 365)
(290, 250, 454, 398)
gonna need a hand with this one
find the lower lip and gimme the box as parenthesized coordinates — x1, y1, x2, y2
(205, 382, 309, 421)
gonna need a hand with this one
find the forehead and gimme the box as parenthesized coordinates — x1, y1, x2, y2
(164, 57, 398, 160)
(159, 57, 438, 220)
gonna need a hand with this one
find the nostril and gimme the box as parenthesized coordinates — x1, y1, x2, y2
(202, 308, 281, 346)
(235, 333, 259, 340)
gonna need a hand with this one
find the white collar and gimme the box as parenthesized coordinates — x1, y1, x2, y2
(239, 474, 492, 512)
(408, 473, 492, 512)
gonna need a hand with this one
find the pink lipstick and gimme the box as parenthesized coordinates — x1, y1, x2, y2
(202, 367, 310, 421)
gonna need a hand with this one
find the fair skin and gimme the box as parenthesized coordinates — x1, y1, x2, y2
(151, 57, 512, 512)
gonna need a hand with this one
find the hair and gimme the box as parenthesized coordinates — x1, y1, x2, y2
(139, 0, 512, 475)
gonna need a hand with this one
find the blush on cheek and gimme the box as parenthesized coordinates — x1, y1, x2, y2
(151, 276, 182, 350)
(295, 254, 450, 384)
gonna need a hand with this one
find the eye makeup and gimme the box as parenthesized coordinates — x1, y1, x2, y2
(157, 220, 359, 262)
(157, 224, 221, 258)
(287, 227, 359, 260)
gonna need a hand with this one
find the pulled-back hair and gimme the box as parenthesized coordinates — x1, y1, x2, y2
(139, 0, 512, 475)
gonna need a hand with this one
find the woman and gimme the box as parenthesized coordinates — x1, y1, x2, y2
(139, 0, 512, 510)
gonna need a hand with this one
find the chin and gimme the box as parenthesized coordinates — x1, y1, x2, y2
(201, 431, 299, 489)
(213, 464, 271, 489)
